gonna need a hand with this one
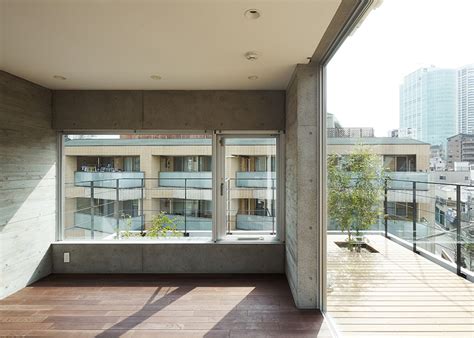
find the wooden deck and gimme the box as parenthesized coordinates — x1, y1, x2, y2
(0, 274, 333, 337)
(327, 235, 474, 337)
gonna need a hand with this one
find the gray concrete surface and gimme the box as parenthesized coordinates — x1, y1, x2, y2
(0, 71, 56, 299)
(53, 90, 285, 131)
(285, 64, 320, 308)
(52, 243, 285, 274)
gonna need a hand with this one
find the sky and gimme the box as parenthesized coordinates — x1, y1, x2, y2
(327, 0, 474, 136)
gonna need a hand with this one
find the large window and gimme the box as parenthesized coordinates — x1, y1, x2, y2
(61, 132, 281, 241)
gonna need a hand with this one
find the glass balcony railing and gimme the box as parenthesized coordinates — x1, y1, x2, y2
(329, 177, 474, 280)
(235, 171, 276, 188)
(73, 212, 143, 234)
(158, 172, 212, 189)
(386, 172, 429, 190)
(75, 171, 144, 188)
(236, 214, 275, 231)
(166, 214, 212, 231)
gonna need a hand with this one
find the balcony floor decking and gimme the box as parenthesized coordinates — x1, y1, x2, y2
(0, 274, 332, 337)
(327, 234, 474, 337)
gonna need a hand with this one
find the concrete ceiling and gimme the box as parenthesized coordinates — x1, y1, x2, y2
(0, 0, 341, 90)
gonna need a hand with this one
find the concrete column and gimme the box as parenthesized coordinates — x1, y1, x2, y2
(285, 64, 321, 309)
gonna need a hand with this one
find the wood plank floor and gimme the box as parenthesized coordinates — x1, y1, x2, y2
(0, 274, 333, 337)
(327, 235, 474, 337)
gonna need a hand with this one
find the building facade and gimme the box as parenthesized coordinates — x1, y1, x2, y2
(327, 127, 374, 138)
(458, 65, 474, 134)
(399, 66, 457, 147)
(447, 133, 474, 169)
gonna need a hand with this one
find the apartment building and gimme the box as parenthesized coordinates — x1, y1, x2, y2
(63, 136, 277, 240)
(447, 133, 474, 169)
(65, 136, 432, 243)
(327, 127, 374, 138)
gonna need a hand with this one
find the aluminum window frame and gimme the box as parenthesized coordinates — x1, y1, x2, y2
(57, 130, 284, 243)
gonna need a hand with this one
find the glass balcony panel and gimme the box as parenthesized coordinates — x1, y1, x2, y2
(235, 171, 276, 188)
(158, 172, 212, 189)
(75, 171, 144, 188)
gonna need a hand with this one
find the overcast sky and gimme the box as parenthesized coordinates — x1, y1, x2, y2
(327, 0, 474, 136)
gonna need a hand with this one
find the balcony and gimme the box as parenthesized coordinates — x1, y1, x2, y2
(327, 234, 473, 337)
(71, 212, 143, 236)
(236, 214, 275, 231)
(327, 177, 473, 336)
(158, 171, 212, 189)
(167, 214, 212, 232)
(386, 171, 429, 190)
(75, 171, 144, 188)
(235, 171, 276, 188)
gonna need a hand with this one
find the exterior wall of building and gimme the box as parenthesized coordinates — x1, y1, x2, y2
(447, 134, 474, 169)
(458, 65, 474, 134)
(327, 127, 374, 138)
(0, 71, 56, 299)
(400, 67, 457, 147)
(328, 142, 431, 171)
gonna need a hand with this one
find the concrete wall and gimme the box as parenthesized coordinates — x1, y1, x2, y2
(285, 64, 320, 308)
(53, 90, 285, 131)
(0, 71, 56, 299)
(52, 243, 284, 274)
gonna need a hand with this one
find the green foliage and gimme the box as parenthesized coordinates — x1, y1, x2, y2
(328, 146, 386, 249)
(147, 211, 182, 238)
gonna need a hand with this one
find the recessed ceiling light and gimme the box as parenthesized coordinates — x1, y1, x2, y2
(248, 75, 259, 80)
(244, 9, 261, 19)
(150, 75, 162, 80)
(244, 51, 258, 61)
(53, 75, 66, 80)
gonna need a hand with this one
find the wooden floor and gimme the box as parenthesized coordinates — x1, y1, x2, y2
(327, 235, 474, 337)
(0, 274, 333, 337)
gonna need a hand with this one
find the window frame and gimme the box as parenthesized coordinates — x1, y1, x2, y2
(214, 131, 284, 242)
(58, 130, 284, 243)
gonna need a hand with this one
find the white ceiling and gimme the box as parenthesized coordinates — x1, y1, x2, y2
(0, 0, 341, 90)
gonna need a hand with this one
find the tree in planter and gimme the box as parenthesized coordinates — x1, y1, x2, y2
(328, 146, 385, 251)
(147, 211, 183, 238)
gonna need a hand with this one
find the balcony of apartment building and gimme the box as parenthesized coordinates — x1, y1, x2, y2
(327, 175, 473, 336)
(326, 147, 473, 336)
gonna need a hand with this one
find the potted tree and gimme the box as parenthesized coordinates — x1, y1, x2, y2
(328, 146, 385, 252)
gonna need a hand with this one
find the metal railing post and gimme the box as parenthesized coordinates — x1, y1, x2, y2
(456, 185, 463, 276)
(141, 178, 144, 231)
(384, 178, 388, 238)
(184, 178, 189, 237)
(115, 179, 120, 239)
(90, 181, 95, 239)
(412, 181, 417, 253)
(272, 178, 275, 235)
(227, 179, 231, 234)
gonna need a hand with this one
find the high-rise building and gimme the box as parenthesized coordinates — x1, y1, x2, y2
(399, 66, 457, 147)
(458, 65, 474, 134)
